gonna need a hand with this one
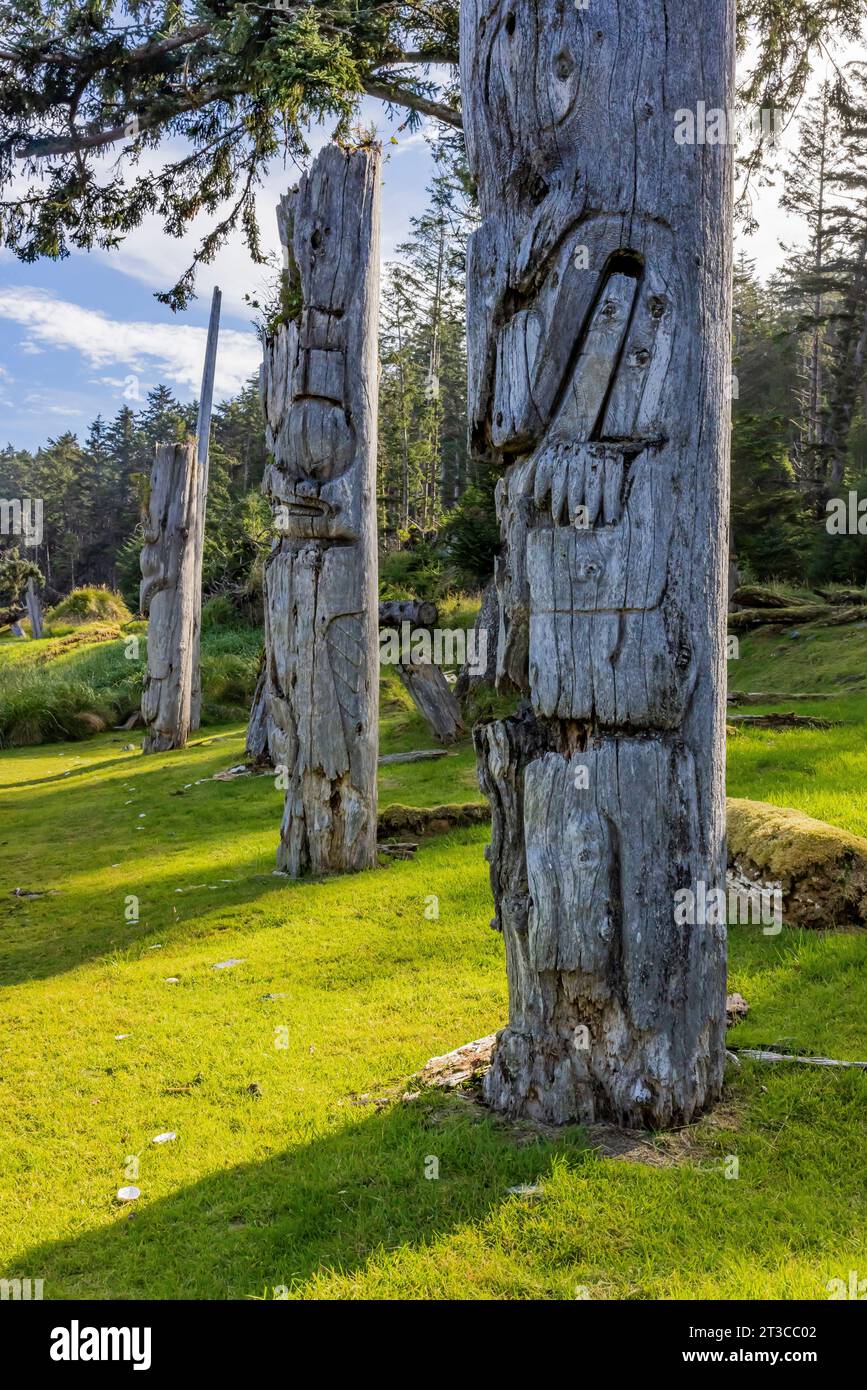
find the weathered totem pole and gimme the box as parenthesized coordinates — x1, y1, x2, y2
(261, 144, 381, 876)
(462, 1, 734, 1126)
(25, 577, 43, 639)
(140, 440, 200, 752)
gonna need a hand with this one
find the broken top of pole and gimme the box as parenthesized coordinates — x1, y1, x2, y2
(196, 286, 222, 483)
(190, 284, 222, 731)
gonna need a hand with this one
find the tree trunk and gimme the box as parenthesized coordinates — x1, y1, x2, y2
(395, 661, 465, 743)
(462, 0, 733, 1127)
(140, 441, 200, 752)
(261, 144, 381, 876)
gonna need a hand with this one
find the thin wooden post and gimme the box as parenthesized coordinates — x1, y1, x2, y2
(190, 286, 222, 730)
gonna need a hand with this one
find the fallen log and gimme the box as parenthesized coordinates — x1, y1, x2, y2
(731, 1049, 867, 1071)
(812, 604, 867, 627)
(730, 585, 811, 610)
(378, 842, 418, 860)
(728, 604, 829, 632)
(379, 600, 438, 628)
(728, 712, 839, 730)
(727, 691, 833, 705)
(418, 1035, 496, 1089)
(727, 797, 867, 929)
(378, 749, 449, 765)
(813, 587, 867, 606)
(378, 801, 490, 837)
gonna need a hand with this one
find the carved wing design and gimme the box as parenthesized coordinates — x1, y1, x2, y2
(326, 613, 366, 743)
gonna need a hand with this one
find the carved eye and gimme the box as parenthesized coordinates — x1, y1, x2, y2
(577, 560, 602, 580)
(600, 300, 619, 320)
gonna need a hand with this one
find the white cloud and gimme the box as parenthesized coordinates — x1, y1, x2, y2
(0, 286, 260, 399)
(85, 106, 434, 314)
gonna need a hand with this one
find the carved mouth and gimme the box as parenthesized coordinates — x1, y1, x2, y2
(274, 495, 332, 520)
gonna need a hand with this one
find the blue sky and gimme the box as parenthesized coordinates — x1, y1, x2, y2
(0, 99, 439, 452)
(0, 92, 805, 455)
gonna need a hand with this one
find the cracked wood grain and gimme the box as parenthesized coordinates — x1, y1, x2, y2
(139, 440, 200, 753)
(262, 144, 381, 877)
(464, 0, 734, 1127)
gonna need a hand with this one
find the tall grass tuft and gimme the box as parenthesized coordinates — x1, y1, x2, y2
(0, 624, 263, 747)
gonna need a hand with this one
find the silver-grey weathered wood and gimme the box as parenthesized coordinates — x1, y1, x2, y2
(25, 577, 43, 639)
(245, 657, 276, 767)
(379, 599, 438, 628)
(395, 661, 465, 744)
(455, 579, 498, 699)
(463, 0, 734, 1127)
(262, 144, 381, 876)
(140, 440, 200, 752)
(190, 285, 222, 732)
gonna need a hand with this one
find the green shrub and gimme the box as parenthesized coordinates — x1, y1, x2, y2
(201, 594, 240, 632)
(440, 483, 500, 588)
(379, 541, 446, 601)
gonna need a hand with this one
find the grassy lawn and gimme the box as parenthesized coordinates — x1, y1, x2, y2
(0, 635, 865, 1299)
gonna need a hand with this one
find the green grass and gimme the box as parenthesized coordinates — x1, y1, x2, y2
(727, 623, 867, 832)
(0, 623, 263, 747)
(0, 627, 866, 1299)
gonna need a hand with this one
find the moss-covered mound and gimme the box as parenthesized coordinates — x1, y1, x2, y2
(727, 797, 867, 929)
(46, 586, 132, 627)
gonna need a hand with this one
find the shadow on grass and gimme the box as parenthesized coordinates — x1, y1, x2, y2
(2, 1099, 590, 1300)
(0, 823, 491, 987)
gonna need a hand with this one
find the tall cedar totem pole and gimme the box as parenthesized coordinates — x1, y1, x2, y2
(462, 1, 734, 1126)
(140, 441, 200, 752)
(262, 144, 381, 877)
